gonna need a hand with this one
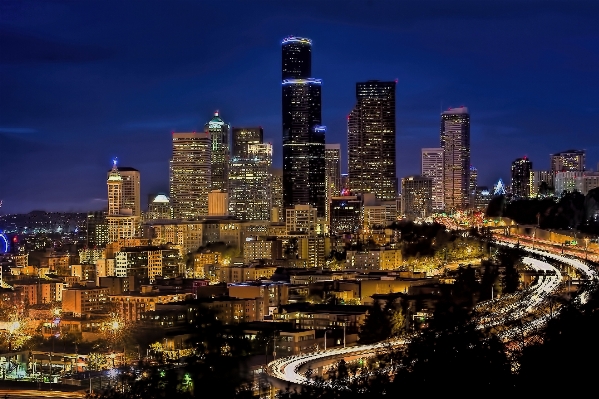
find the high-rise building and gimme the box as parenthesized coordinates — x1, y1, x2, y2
(576, 172, 599, 195)
(441, 107, 470, 210)
(107, 167, 140, 216)
(401, 175, 432, 220)
(208, 190, 229, 216)
(330, 196, 362, 236)
(348, 80, 397, 201)
(285, 204, 318, 234)
(555, 171, 583, 195)
(106, 161, 139, 242)
(107, 161, 123, 216)
(469, 166, 478, 207)
(282, 36, 311, 80)
(550, 149, 585, 173)
(232, 127, 263, 158)
(511, 157, 533, 198)
(421, 148, 444, 211)
(530, 171, 555, 197)
(146, 194, 172, 220)
(325, 144, 341, 222)
(229, 143, 273, 221)
(271, 168, 284, 222)
(282, 36, 326, 217)
(170, 132, 211, 219)
(86, 211, 108, 248)
(205, 111, 230, 192)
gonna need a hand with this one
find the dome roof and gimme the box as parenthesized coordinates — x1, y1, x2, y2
(152, 194, 170, 203)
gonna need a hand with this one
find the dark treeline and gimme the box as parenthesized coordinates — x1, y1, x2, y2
(487, 188, 599, 234)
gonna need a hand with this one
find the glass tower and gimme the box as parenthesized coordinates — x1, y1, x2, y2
(169, 132, 212, 219)
(281, 36, 326, 217)
(441, 107, 470, 210)
(511, 157, 533, 198)
(204, 111, 230, 193)
(348, 80, 397, 201)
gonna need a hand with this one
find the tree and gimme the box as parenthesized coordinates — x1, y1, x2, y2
(358, 302, 391, 344)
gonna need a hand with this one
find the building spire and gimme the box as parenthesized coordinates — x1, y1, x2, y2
(108, 158, 122, 182)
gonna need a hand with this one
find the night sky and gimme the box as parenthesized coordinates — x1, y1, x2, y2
(1, 0, 598, 214)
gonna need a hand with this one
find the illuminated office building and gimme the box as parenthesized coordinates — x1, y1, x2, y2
(469, 165, 478, 207)
(401, 175, 432, 220)
(107, 167, 140, 216)
(106, 160, 139, 242)
(271, 168, 284, 222)
(229, 143, 273, 221)
(530, 171, 555, 197)
(421, 148, 444, 211)
(441, 107, 470, 210)
(551, 149, 585, 172)
(205, 111, 230, 192)
(169, 132, 211, 219)
(325, 144, 341, 222)
(282, 36, 326, 217)
(576, 172, 599, 195)
(208, 190, 229, 216)
(232, 127, 263, 158)
(555, 171, 583, 195)
(348, 80, 397, 201)
(330, 196, 362, 236)
(511, 157, 533, 198)
(146, 194, 172, 220)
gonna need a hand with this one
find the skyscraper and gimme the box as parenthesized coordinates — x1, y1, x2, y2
(511, 157, 533, 198)
(229, 143, 273, 221)
(232, 127, 264, 158)
(282, 36, 326, 217)
(401, 175, 433, 220)
(325, 144, 341, 222)
(205, 111, 230, 192)
(107, 167, 140, 216)
(271, 168, 284, 222)
(550, 149, 585, 172)
(348, 80, 397, 201)
(106, 160, 139, 242)
(421, 148, 444, 211)
(169, 132, 211, 219)
(441, 107, 470, 210)
(107, 160, 122, 217)
(469, 166, 478, 208)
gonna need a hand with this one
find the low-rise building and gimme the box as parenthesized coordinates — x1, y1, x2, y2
(345, 247, 403, 271)
(62, 286, 110, 317)
(109, 288, 192, 322)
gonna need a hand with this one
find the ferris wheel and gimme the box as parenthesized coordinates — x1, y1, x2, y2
(0, 200, 7, 253)
(0, 232, 8, 253)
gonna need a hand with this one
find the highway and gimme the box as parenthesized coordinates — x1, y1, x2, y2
(0, 390, 84, 399)
(266, 238, 598, 387)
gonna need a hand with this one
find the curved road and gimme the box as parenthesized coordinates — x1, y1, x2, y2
(266, 240, 598, 387)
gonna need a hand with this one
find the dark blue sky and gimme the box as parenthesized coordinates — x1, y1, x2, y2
(1, 0, 598, 214)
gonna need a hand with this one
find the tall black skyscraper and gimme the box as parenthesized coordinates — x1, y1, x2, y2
(511, 157, 533, 198)
(348, 80, 397, 201)
(282, 36, 326, 217)
(232, 127, 264, 158)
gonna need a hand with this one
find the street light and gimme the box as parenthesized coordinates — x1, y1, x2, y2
(584, 237, 590, 260)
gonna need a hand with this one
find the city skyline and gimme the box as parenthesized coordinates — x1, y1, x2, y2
(1, 0, 599, 214)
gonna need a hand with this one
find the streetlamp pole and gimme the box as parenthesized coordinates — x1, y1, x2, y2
(584, 238, 589, 260)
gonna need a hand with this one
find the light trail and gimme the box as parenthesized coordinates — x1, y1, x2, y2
(266, 238, 598, 386)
